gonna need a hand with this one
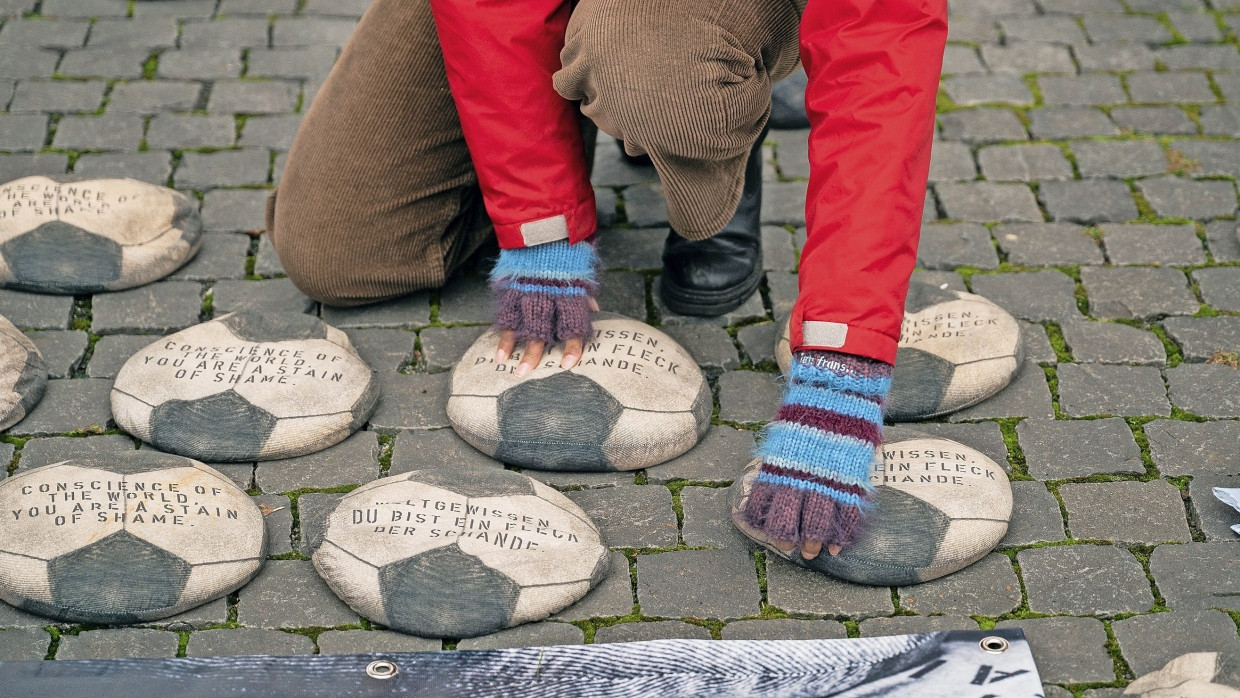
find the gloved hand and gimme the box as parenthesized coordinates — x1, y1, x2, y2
(490, 237, 600, 376)
(742, 349, 892, 560)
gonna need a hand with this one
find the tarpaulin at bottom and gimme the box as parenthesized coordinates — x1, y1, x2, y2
(0, 629, 1043, 697)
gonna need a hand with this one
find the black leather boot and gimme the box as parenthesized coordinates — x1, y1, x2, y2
(658, 126, 767, 317)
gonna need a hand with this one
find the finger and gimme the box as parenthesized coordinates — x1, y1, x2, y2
(801, 540, 823, 561)
(588, 297, 600, 312)
(497, 331, 516, 363)
(561, 337, 583, 369)
(772, 539, 796, 555)
(516, 340, 545, 377)
(827, 543, 843, 557)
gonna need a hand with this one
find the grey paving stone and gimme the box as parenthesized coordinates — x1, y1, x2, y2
(1146, 419, 1240, 478)
(761, 182, 807, 227)
(859, 615, 978, 637)
(212, 278, 315, 315)
(937, 109, 1028, 144)
(92, 281, 202, 335)
(680, 486, 755, 550)
(916, 223, 999, 269)
(0, 114, 48, 151)
(1162, 316, 1240, 362)
(994, 617, 1115, 685)
(1165, 363, 1240, 417)
(8, 79, 106, 113)
(590, 141, 653, 188)
(722, 619, 848, 641)
(296, 492, 343, 556)
(1073, 141, 1169, 179)
(928, 141, 976, 182)
(553, 552, 634, 621)
(1060, 320, 1166, 365)
(50, 114, 141, 151)
(1101, 224, 1206, 266)
(219, 0, 298, 14)
(187, 628, 316, 657)
(977, 144, 1073, 182)
(15, 434, 134, 471)
(1039, 74, 1127, 107)
(1115, 609, 1240, 682)
(1018, 544, 1154, 615)
(73, 152, 172, 184)
(1189, 475, 1240, 542)
(1128, 72, 1217, 104)
(237, 114, 302, 150)
(271, 17, 358, 47)
(1157, 44, 1238, 71)
(0, 601, 55, 629)
(340, 328, 413, 372)
(210, 462, 254, 492)
(0, 153, 68, 180)
(654, 279, 766, 327)
(934, 182, 1042, 223)
(158, 49, 244, 80)
(87, 334, 157, 378)
(146, 114, 236, 150)
(175, 150, 271, 189)
(951, 0, 1035, 16)
(316, 630, 440, 654)
(414, 325, 482, 373)
(1138, 177, 1237, 220)
(1018, 417, 1142, 480)
(131, 0, 217, 17)
(1074, 42, 1156, 72)
(717, 370, 780, 424)
(0, 629, 49, 660)
(623, 182, 667, 228)
(436, 276, 491, 323)
(167, 234, 250, 283)
(897, 554, 1021, 616)
(567, 486, 677, 549)
(766, 272, 798, 318)
(458, 622, 584, 650)
(1080, 266, 1199, 319)
(389, 428, 502, 475)
(1029, 108, 1118, 140)
(595, 271, 646, 320)
(766, 556, 892, 618)
(40, 0, 128, 16)
(1057, 363, 1171, 417)
(254, 493, 293, 556)
(593, 621, 711, 643)
(320, 293, 431, 329)
(981, 43, 1075, 74)
(179, 18, 270, 49)
(994, 223, 1105, 266)
(1082, 14, 1172, 43)
(1204, 220, 1240, 262)
(208, 80, 301, 115)
(1039, 180, 1137, 224)
(301, 0, 372, 16)
(88, 17, 177, 48)
(736, 322, 778, 366)
(27, 329, 87, 378)
(1000, 481, 1066, 547)
(57, 629, 179, 659)
(760, 226, 796, 272)
(971, 270, 1082, 323)
(645, 426, 756, 485)
(255, 430, 379, 492)
(1110, 106, 1197, 136)
(1061, 481, 1191, 544)
(660, 324, 739, 371)
(636, 549, 760, 620)
(943, 74, 1034, 106)
(0, 18, 89, 47)
(1017, 321, 1057, 364)
(907, 422, 1012, 471)
(941, 45, 986, 75)
(254, 235, 285, 277)
(57, 48, 150, 79)
(247, 47, 338, 80)
(1201, 104, 1240, 138)
(1195, 267, 1240, 312)
(11, 378, 113, 436)
(237, 560, 358, 628)
(0, 47, 57, 80)
(200, 189, 269, 233)
(948, 361, 1056, 420)
(999, 15, 1086, 43)
(594, 188, 618, 228)
(367, 372, 450, 432)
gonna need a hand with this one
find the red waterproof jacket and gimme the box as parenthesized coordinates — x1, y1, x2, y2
(428, 0, 947, 365)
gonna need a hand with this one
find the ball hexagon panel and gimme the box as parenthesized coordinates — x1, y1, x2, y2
(381, 544, 523, 639)
(44, 530, 191, 624)
(449, 314, 710, 471)
(0, 176, 202, 294)
(0, 313, 46, 432)
(111, 311, 378, 461)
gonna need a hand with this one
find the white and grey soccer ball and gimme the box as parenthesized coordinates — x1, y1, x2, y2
(0, 452, 266, 624)
(448, 313, 711, 471)
(776, 281, 1023, 421)
(732, 426, 1012, 586)
(111, 311, 378, 462)
(313, 467, 609, 638)
(0, 176, 201, 294)
(0, 313, 46, 432)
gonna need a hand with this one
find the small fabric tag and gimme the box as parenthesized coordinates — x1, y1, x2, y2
(519, 215, 570, 246)
(802, 320, 848, 348)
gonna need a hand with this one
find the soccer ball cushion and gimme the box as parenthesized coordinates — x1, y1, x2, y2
(776, 281, 1023, 420)
(312, 467, 609, 638)
(0, 451, 266, 623)
(731, 426, 1012, 586)
(0, 314, 46, 432)
(447, 313, 711, 472)
(0, 176, 202, 293)
(111, 311, 378, 462)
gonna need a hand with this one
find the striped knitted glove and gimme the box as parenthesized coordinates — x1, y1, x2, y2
(490, 238, 599, 346)
(743, 349, 892, 556)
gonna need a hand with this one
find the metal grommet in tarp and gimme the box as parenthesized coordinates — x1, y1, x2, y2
(365, 660, 399, 680)
(979, 636, 1010, 654)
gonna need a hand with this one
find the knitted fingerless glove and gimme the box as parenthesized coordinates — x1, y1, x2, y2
(744, 349, 893, 548)
(490, 237, 600, 344)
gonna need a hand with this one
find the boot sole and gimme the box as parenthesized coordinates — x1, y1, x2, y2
(658, 263, 764, 317)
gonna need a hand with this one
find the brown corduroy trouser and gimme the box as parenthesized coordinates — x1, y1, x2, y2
(267, 0, 802, 306)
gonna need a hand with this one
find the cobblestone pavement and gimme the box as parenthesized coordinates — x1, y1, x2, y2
(1, 0, 1239, 694)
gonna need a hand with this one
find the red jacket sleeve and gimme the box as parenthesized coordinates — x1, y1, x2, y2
(429, 0, 597, 249)
(791, 0, 947, 364)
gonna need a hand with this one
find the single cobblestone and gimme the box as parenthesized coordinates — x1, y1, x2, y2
(1165, 364, 1240, 418)
(994, 617, 1116, 685)
(0, 629, 49, 660)
(859, 616, 978, 637)
(1146, 419, 1240, 478)
(437, 276, 492, 324)
(0, 601, 55, 629)
(1082, 15, 1171, 44)
(660, 324, 739, 371)
(654, 281, 766, 327)
(766, 556, 893, 618)
(722, 619, 847, 641)
(949, 361, 1056, 420)
(146, 114, 236, 150)
(340, 328, 414, 372)
(1080, 266, 1199, 319)
(717, 370, 780, 424)
(937, 109, 1028, 144)
(316, 630, 439, 654)
(179, 18, 271, 49)
(1194, 267, 1240, 312)
(1000, 481, 1066, 547)
(73, 152, 172, 184)
(593, 621, 710, 643)
(993, 223, 1105, 266)
(1138, 177, 1237, 220)
(1018, 417, 1143, 479)
(1188, 475, 1240, 542)
(1061, 481, 1191, 544)
(237, 560, 358, 629)
(1057, 363, 1171, 417)
(636, 549, 760, 620)
(457, 623, 583, 650)
(1060, 320, 1166, 365)
(255, 430, 379, 493)
(9, 79, 106, 113)
(1112, 610, 1240, 678)
(12, 379, 113, 436)
(0, 114, 48, 151)
(897, 554, 1020, 616)
(1162, 316, 1240, 362)
(57, 629, 179, 659)
(187, 628, 316, 657)
(1039, 180, 1137, 224)
(1100, 224, 1206, 266)
(0, 18, 89, 47)
(175, 150, 271, 189)
(27, 330, 87, 378)
(0, 153, 68, 180)
(15, 434, 134, 471)
(1073, 141, 1169, 179)
(168, 235, 251, 283)
(87, 335, 157, 378)
(295, 492, 343, 556)
(254, 235, 285, 277)
(1029, 108, 1118, 140)
(389, 428, 502, 476)
(981, 43, 1075, 74)
(212, 279, 315, 316)
(999, 15, 1085, 43)
(1110, 106, 1197, 136)
(977, 144, 1073, 182)
(238, 115, 303, 150)
(1150, 543, 1240, 613)
(320, 293, 431, 329)
(943, 75, 1033, 106)
(1039, 74, 1126, 107)
(553, 552, 634, 621)
(680, 486, 755, 550)
(254, 493, 293, 556)
(272, 17, 359, 47)
(58, 48, 152, 79)
(158, 49, 244, 80)
(916, 223, 1000, 269)
(934, 182, 1042, 222)
(368, 372, 450, 432)
(567, 486, 677, 549)
(928, 141, 976, 182)
(971, 270, 1081, 322)
(91, 281, 202, 335)
(1019, 544, 1154, 616)
(1074, 42, 1156, 72)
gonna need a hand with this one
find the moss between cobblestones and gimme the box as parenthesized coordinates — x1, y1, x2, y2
(1043, 322, 1074, 363)
(1042, 365, 1064, 419)
(376, 434, 394, 476)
